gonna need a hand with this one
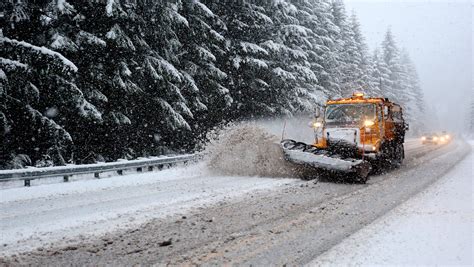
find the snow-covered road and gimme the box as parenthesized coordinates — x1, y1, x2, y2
(0, 139, 468, 265)
(313, 141, 473, 266)
(0, 163, 295, 255)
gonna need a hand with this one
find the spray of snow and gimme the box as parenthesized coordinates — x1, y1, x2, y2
(204, 123, 297, 178)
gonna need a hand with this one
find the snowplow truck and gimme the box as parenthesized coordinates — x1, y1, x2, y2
(281, 92, 408, 183)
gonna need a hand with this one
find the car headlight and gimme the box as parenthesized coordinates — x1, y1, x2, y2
(445, 135, 450, 139)
(364, 120, 374, 127)
(440, 137, 445, 142)
(433, 136, 438, 141)
(421, 136, 426, 141)
(313, 122, 322, 128)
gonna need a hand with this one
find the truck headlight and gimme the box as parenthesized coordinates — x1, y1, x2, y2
(364, 120, 374, 127)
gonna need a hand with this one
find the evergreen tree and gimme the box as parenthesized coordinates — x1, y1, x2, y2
(330, 0, 358, 97)
(368, 48, 387, 96)
(380, 29, 408, 105)
(62, 0, 146, 161)
(400, 50, 426, 133)
(314, 0, 343, 98)
(209, 0, 274, 118)
(178, 0, 232, 135)
(69, 0, 196, 159)
(263, 0, 319, 114)
(289, 0, 332, 105)
(1, 1, 101, 167)
(349, 13, 372, 94)
(133, 1, 195, 155)
(0, 37, 94, 168)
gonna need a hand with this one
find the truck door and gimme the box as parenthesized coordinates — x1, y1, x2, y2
(377, 105, 384, 139)
(384, 105, 395, 141)
(391, 106, 405, 142)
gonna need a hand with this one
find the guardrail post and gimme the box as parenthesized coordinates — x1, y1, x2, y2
(63, 175, 69, 182)
(137, 167, 143, 172)
(24, 179, 31, 187)
(94, 172, 100, 178)
(148, 166, 153, 171)
(117, 170, 123, 175)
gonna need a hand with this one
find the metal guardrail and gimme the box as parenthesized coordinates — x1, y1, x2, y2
(0, 154, 201, 187)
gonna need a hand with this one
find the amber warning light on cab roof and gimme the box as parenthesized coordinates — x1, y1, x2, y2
(352, 92, 364, 98)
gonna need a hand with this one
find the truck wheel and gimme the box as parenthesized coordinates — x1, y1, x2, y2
(391, 143, 404, 168)
(378, 143, 393, 170)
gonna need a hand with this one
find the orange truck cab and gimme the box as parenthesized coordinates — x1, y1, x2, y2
(312, 93, 408, 161)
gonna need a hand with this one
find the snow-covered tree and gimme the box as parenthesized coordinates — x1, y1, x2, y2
(209, 0, 275, 118)
(262, 0, 320, 114)
(69, 0, 196, 159)
(291, 0, 332, 103)
(380, 29, 408, 105)
(368, 48, 387, 96)
(400, 50, 426, 133)
(311, 0, 343, 98)
(349, 13, 372, 94)
(329, 0, 357, 97)
(178, 0, 232, 135)
(133, 1, 196, 155)
(0, 37, 93, 168)
(59, 0, 143, 161)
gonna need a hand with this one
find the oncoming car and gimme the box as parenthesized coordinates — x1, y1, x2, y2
(440, 131, 452, 142)
(421, 132, 448, 145)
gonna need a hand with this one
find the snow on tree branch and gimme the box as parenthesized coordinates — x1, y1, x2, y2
(1, 37, 78, 72)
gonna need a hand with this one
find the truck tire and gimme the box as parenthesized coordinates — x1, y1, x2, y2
(391, 143, 404, 168)
(378, 142, 393, 170)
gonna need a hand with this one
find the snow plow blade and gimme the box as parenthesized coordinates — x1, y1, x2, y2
(280, 139, 372, 182)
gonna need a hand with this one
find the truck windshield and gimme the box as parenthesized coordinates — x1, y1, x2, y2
(325, 104, 375, 125)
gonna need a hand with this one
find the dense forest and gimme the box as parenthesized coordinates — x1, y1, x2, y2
(0, 0, 426, 169)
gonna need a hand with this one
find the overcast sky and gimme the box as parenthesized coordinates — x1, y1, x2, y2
(344, 0, 472, 132)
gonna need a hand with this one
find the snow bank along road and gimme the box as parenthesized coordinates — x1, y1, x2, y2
(0, 139, 471, 265)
